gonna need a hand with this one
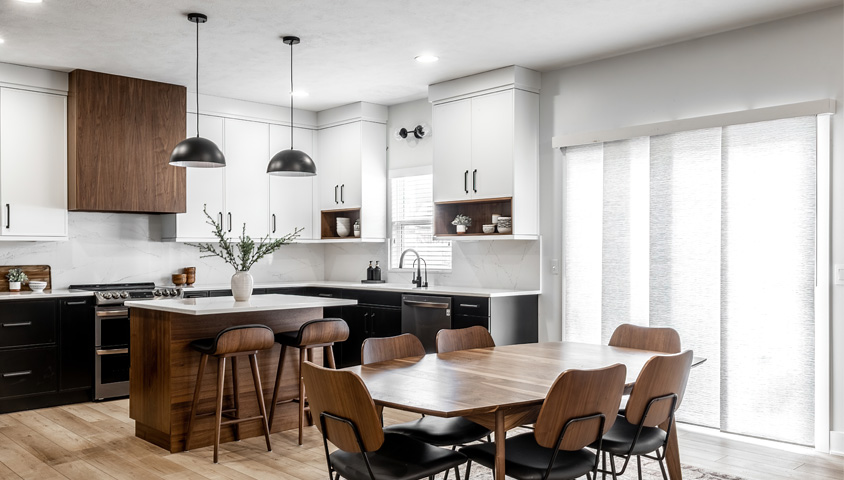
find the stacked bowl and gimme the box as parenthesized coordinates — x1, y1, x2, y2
(28, 281, 47, 293)
(496, 216, 512, 234)
(336, 217, 351, 237)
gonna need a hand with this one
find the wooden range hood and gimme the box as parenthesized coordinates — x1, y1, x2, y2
(68, 70, 187, 213)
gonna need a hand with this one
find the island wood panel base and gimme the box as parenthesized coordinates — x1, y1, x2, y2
(129, 306, 324, 453)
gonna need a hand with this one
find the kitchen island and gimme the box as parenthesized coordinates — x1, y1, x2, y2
(125, 294, 356, 453)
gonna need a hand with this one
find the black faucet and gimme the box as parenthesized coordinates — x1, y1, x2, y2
(398, 248, 428, 288)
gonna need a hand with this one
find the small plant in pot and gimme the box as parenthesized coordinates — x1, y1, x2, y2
(188, 208, 302, 301)
(452, 214, 472, 234)
(5, 268, 28, 292)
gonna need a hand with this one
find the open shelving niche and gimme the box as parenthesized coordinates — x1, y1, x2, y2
(433, 197, 538, 240)
(314, 208, 380, 243)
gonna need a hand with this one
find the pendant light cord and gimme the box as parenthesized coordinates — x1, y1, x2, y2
(289, 39, 294, 149)
(195, 18, 200, 138)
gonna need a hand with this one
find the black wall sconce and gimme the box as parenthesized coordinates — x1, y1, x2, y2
(393, 123, 431, 146)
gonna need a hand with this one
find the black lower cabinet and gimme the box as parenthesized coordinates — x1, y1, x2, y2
(0, 297, 95, 413)
(334, 305, 402, 368)
(452, 314, 489, 330)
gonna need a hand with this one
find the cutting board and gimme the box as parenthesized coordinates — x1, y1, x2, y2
(0, 265, 51, 292)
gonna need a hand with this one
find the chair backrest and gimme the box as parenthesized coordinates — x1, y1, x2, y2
(361, 333, 426, 365)
(609, 323, 681, 354)
(535, 364, 627, 451)
(213, 324, 275, 355)
(436, 326, 495, 353)
(297, 318, 350, 346)
(301, 361, 384, 453)
(625, 350, 694, 427)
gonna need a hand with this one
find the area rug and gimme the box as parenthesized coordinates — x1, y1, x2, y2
(466, 459, 746, 480)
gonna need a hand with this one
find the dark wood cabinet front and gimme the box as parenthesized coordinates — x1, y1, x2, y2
(68, 69, 187, 213)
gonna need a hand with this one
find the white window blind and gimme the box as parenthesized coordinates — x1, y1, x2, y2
(563, 116, 816, 446)
(390, 174, 451, 270)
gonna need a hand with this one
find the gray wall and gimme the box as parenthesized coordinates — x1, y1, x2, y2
(537, 6, 844, 441)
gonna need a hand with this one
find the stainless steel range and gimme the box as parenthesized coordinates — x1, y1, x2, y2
(69, 282, 181, 400)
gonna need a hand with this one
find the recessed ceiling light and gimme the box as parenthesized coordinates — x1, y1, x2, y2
(415, 54, 439, 63)
(0, 38, 5, 44)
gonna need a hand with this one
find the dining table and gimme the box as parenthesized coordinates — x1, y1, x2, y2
(346, 341, 705, 480)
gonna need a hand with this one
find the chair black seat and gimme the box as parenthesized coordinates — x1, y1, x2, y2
(460, 432, 596, 480)
(384, 416, 490, 446)
(189, 324, 273, 355)
(330, 432, 466, 480)
(591, 415, 667, 455)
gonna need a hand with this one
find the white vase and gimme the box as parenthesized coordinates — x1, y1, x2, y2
(456, 225, 467, 234)
(8, 281, 20, 292)
(231, 271, 253, 301)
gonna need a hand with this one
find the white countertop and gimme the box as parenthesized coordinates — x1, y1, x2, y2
(125, 294, 357, 316)
(0, 289, 93, 301)
(185, 281, 540, 298)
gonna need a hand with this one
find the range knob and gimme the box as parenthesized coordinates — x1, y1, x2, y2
(103, 292, 113, 299)
(153, 289, 162, 297)
(162, 289, 171, 297)
(121, 291, 129, 299)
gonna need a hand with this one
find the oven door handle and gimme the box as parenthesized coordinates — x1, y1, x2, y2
(96, 308, 129, 318)
(96, 348, 129, 356)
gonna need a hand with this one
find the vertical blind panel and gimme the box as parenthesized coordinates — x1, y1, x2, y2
(564, 144, 604, 344)
(601, 138, 650, 340)
(720, 117, 816, 445)
(649, 128, 722, 428)
(390, 174, 452, 270)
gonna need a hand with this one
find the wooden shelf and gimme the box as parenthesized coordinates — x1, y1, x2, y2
(434, 197, 512, 236)
(320, 208, 361, 239)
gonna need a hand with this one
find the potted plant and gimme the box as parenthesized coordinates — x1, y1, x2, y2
(5, 268, 28, 292)
(188, 208, 302, 301)
(452, 214, 472, 234)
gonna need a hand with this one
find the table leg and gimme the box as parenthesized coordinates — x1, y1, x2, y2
(494, 409, 506, 480)
(661, 416, 682, 480)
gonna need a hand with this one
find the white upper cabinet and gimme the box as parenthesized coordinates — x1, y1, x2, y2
(429, 66, 540, 237)
(173, 114, 225, 240)
(317, 122, 362, 210)
(0, 87, 67, 238)
(269, 124, 315, 239)
(224, 118, 269, 239)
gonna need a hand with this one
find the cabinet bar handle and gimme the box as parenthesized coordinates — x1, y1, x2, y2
(96, 348, 129, 356)
(5, 204, 9, 229)
(318, 293, 333, 297)
(272, 214, 277, 233)
(65, 300, 88, 305)
(464, 171, 468, 194)
(403, 300, 450, 309)
(227, 212, 232, 232)
(218, 212, 223, 226)
(2, 370, 32, 378)
(473, 169, 477, 193)
(335, 185, 339, 204)
(459, 304, 479, 308)
(340, 184, 345, 203)
(2, 322, 32, 327)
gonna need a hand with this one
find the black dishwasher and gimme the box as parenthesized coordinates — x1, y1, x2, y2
(401, 294, 452, 353)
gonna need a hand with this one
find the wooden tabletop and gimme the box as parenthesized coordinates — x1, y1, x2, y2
(346, 341, 701, 417)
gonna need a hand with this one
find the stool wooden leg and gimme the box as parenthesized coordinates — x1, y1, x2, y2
(249, 353, 273, 452)
(214, 357, 227, 464)
(231, 356, 241, 441)
(269, 344, 287, 428)
(298, 347, 306, 445)
(324, 345, 337, 369)
(185, 353, 208, 452)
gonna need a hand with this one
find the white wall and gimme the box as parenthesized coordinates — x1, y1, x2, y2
(319, 97, 542, 290)
(537, 5, 844, 438)
(0, 213, 325, 287)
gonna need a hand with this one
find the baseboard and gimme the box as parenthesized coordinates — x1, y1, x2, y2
(830, 430, 844, 456)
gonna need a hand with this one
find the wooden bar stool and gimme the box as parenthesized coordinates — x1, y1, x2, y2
(269, 318, 349, 445)
(185, 324, 275, 463)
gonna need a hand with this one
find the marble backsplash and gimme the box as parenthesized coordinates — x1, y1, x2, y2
(324, 239, 541, 290)
(0, 212, 325, 288)
(0, 213, 539, 291)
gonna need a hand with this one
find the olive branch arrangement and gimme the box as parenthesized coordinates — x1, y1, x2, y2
(187, 207, 303, 272)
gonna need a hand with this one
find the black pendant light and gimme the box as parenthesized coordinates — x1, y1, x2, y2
(267, 36, 316, 176)
(170, 13, 225, 168)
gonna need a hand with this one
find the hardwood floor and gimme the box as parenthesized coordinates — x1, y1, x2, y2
(0, 399, 841, 479)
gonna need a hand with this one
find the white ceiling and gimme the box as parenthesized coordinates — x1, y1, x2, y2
(0, 0, 839, 111)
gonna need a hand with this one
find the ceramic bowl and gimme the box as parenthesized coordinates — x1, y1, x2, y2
(337, 225, 351, 237)
(483, 224, 496, 234)
(28, 281, 47, 293)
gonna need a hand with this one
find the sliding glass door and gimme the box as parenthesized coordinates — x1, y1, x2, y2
(562, 116, 816, 446)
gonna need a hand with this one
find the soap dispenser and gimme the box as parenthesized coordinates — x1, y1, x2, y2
(373, 261, 382, 281)
(366, 261, 374, 281)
